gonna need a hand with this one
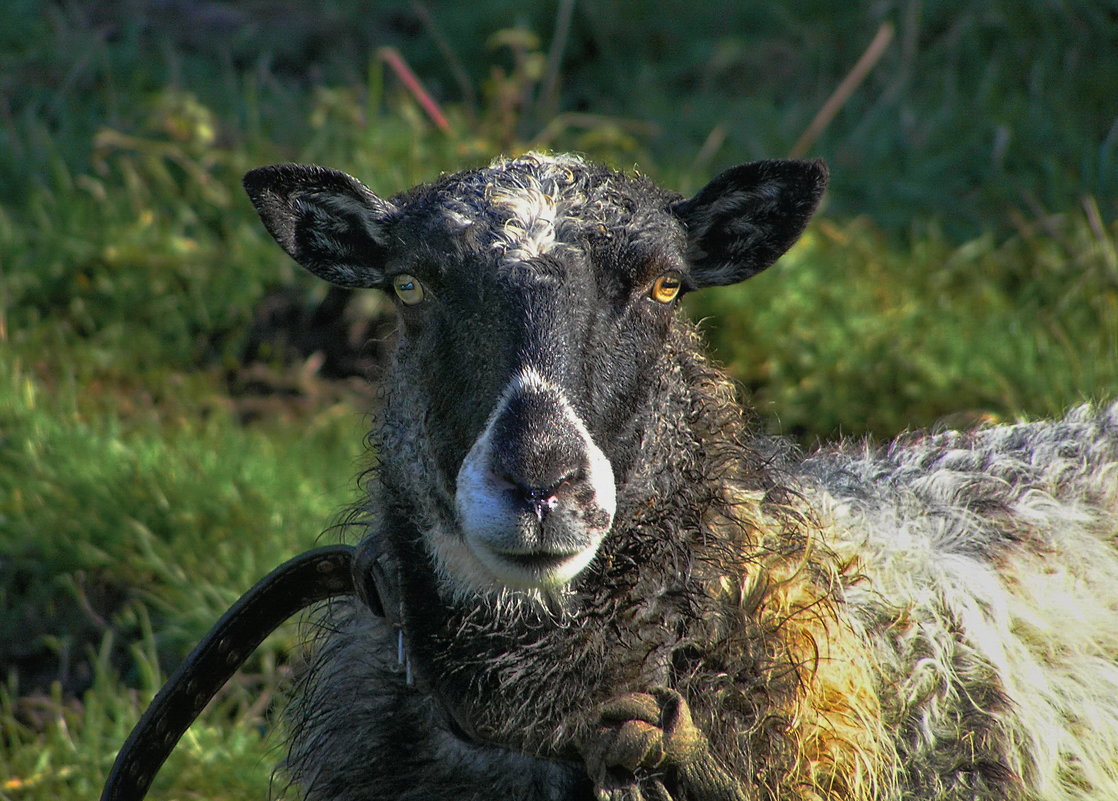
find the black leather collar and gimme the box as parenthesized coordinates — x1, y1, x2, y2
(102, 537, 499, 801)
(100, 545, 355, 801)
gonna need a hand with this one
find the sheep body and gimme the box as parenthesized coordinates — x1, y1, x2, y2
(805, 404, 1118, 799)
(244, 154, 1118, 801)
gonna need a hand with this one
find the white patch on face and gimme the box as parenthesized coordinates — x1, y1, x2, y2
(482, 154, 587, 266)
(489, 184, 560, 264)
(450, 368, 617, 593)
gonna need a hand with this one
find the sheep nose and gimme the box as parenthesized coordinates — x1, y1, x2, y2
(455, 368, 618, 586)
(486, 383, 591, 515)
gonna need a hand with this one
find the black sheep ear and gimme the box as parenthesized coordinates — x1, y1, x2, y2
(673, 159, 828, 288)
(243, 164, 398, 288)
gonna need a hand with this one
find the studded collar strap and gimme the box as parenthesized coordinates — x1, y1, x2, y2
(352, 535, 487, 744)
(100, 545, 356, 801)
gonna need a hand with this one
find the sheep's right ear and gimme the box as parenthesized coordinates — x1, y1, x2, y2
(673, 159, 828, 288)
(243, 164, 398, 288)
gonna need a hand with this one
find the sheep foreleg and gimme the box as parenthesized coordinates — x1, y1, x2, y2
(579, 687, 752, 801)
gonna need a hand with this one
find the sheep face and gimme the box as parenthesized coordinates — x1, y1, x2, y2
(244, 154, 827, 596)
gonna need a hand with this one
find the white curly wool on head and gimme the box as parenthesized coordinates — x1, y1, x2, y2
(434, 153, 601, 267)
(485, 155, 583, 265)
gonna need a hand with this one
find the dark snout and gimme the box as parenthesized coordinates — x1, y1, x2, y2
(488, 390, 593, 519)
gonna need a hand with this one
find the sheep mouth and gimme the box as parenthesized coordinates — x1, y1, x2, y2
(496, 550, 581, 572)
(470, 540, 600, 589)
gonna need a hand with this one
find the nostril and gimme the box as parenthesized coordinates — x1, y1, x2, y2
(497, 473, 578, 520)
(491, 472, 518, 491)
(504, 472, 579, 501)
(523, 485, 554, 502)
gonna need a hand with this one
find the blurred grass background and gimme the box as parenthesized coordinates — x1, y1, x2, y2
(1, 1, 1116, 798)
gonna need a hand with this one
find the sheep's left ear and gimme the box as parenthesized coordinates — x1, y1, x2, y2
(243, 163, 398, 289)
(673, 159, 827, 288)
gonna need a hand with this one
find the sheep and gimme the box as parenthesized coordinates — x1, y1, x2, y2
(243, 152, 1118, 801)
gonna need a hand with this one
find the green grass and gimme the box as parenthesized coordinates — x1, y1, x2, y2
(3, 2, 1114, 234)
(0, 358, 360, 799)
(0, 357, 363, 663)
(2, 622, 284, 801)
(689, 207, 1118, 441)
(1, 2, 1116, 799)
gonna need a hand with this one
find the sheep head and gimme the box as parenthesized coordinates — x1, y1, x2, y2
(244, 154, 826, 598)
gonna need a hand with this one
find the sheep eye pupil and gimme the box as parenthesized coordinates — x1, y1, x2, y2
(393, 274, 425, 305)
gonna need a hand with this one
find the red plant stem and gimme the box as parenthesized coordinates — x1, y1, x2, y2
(789, 22, 894, 158)
(377, 46, 452, 133)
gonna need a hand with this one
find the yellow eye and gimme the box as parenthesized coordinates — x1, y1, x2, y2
(392, 274, 425, 305)
(649, 272, 682, 303)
